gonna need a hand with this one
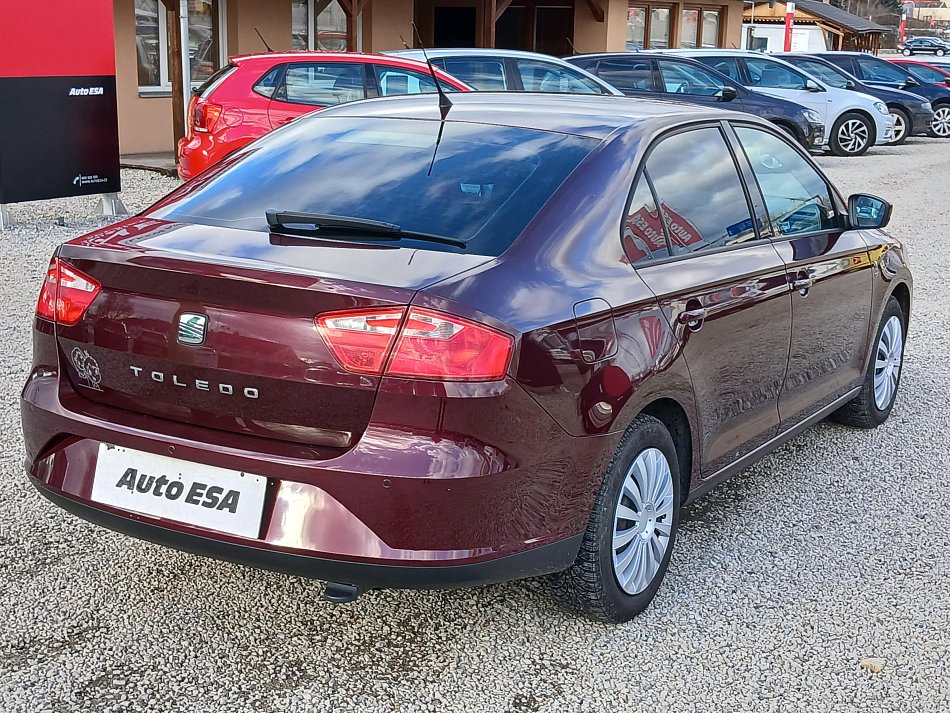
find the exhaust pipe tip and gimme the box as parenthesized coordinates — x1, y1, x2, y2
(323, 581, 363, 604)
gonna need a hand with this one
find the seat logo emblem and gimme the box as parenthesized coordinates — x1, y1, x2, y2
(71, 347, 102, 391)
(178, 313, 208, 346)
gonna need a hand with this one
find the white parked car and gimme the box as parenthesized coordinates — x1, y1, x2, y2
(650, 49, 895, 156)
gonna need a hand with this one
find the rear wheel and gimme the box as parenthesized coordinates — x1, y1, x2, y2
(937, 48, 947, 56)
(889, 107, 911, 144)
(902, 48, 912, 56)
(829, 112, 873, 156)
(550, 414, 681, 623)
(928, 104, 950, 137)
(833, 297, 905, 429)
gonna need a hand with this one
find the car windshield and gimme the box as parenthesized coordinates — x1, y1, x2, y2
(792, 58, 852, 89)
(150, 116, 597, 255)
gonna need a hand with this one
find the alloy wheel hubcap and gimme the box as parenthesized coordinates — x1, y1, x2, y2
(611, 448, 674, 595)
(932, 107, 950, 137)
(891, 112, 906, 142)
(838, 119, 869, 154)
(873, 315, 903, 410)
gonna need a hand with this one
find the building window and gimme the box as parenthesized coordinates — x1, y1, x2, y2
(681, 8, 699, 48)
(627, 3, 672, 49)
(135, 0, 225, 91)
(292, 0, 352, 51)
(701, 9, 721, 47)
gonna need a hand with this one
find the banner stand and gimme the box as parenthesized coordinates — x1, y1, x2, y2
(98, 192, 129, 218)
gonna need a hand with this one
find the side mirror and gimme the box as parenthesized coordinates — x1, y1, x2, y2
(848, 194, 892, 230)
(719, 85, 738, 102)
(845, 79, 857, 90)
(902, 76, 921, 88)
(805, 78, 824, 92)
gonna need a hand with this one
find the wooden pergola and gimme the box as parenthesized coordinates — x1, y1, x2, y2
(744, 0, 888, 53)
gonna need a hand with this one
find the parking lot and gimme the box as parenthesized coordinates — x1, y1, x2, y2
(0, 138, 948, 712)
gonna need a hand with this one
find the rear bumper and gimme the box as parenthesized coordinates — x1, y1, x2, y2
(31, 478, 582, 588)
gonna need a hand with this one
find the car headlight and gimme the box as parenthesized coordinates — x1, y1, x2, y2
(873, 101, 889, 115)
(922, 101, 933, 112)
(803, 108, 822, 123)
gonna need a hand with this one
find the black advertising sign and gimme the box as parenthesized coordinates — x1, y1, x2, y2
(0, 0, 121, 204)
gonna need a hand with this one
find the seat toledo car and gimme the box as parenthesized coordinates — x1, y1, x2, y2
(22, 94, 911, 623)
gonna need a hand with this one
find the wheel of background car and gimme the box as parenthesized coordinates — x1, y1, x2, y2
(833, 297, 905, 428)
(549, 413, 681, 623)
(938, 49, 947, 56)
(902, 48, 912, 56)
(829, 112, 873, 157)
(928, 103, 950, 137)
(889, 107, 910, 145)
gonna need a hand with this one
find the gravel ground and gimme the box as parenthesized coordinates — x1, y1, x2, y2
(0, 141, 948, 713)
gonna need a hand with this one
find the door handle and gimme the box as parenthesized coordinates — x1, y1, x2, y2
(677, 307, 707, 330)
(792, 276, 814, 292)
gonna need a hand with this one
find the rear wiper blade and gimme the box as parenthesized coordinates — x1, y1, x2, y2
(265, 210, 466, 248)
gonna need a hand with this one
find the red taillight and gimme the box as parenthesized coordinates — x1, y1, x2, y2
(35, 258, 101, 326)
(316, 307, 514, 382)
(193, 101, 222, 133)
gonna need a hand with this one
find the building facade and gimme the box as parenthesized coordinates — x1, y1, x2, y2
(117, 0, 743, 154)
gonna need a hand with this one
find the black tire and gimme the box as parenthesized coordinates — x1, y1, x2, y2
(888, 106, 911, 145)
(833, 297, 905, 429)
(929, 103, 950, 138)
(550, 414, 682, 623)
(937, 48, 946, 57)
(829, 112, 874, 157)
(902, 48, 912, 56)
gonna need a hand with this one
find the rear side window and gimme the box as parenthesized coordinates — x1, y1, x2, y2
(790, 59, 850, 89)
(735, 126, 838, 236)
(434, 57, 508, 90)
(623, 174, 670, 263)
(197, 64, 237, 98)
(514, 59, 606, 94)
(595, 58, 655, 94)
(658, 60, 726, 96)
(646, 127, 756, 254)
(279, 63, 366, 106)
(745, 58, 807, 90)
(150, 116, 597, 256)
(252, 66, 282, 98)
(855, 58, 907, 83)
(373, 66, 453, 96)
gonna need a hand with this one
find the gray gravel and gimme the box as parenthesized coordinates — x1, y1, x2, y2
(0, 142, 948, 712)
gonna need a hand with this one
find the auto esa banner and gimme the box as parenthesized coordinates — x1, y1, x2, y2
(0, 0, 120, 203)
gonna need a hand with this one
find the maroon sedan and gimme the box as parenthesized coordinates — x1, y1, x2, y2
(22, 93, 911, 622)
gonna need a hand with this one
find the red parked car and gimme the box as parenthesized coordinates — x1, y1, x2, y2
(889, 58, 950, 87)
(178, 52, 470, 180)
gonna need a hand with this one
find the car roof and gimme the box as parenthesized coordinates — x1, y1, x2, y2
(311, 91, 753, 140)
(389, 48, 581, 63)
(230, 51, 444, 68)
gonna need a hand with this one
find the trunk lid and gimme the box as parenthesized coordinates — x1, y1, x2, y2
(56, 218, 491, 451)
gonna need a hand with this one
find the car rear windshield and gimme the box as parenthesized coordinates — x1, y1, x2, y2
(151, 116, 597, 255)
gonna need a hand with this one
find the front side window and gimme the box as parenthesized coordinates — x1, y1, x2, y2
(646, 127, 756, 255)
(291, 0, 350, 51)
(433, 58, 507, 90)
(745, 58, 807, 90)
(658, 60, 726, 96)
(856, 58, 908, 83)
(623, 174, 670, 263)
(279, 63, 365, 106)
(594, 58, 655, 94)
(735, 126, 837, 236)
(514, 59, 606, 94)
(135, 0, 222, 89)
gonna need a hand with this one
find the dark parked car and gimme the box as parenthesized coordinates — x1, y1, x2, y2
(898, 36, 950, 56)
(779, 53, 933, 144)
(22, 93, 911, 623)
(813, 51, 950, 138)
(565, 52, 825, 149)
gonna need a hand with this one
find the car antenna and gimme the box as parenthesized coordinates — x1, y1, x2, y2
(411, 21, 452, 120)
(255, 27, 274, 52)
(565, 36, 578, 55)
(398, 34, 411, 50)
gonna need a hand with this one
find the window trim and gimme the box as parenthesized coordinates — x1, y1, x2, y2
(619, 120, 771, 270)
(725, 120, 848, 243)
